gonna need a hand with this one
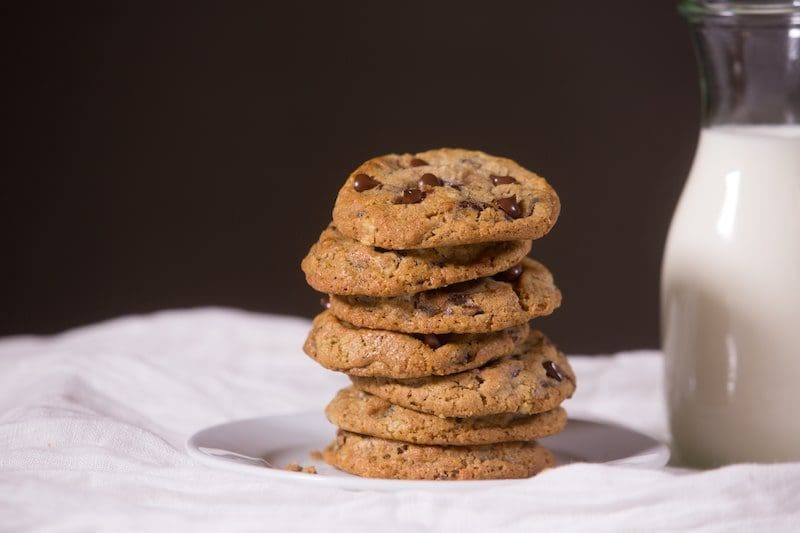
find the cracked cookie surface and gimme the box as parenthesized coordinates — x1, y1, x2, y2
(350, 330, 575, 417)
(328, 258, 561, 334)
(331, 148, 560, 249)
(322, 429, 555, 480)
(326, 387, 567, 445)
(303, 311, 529, 378)
(301, 225, 532, 297)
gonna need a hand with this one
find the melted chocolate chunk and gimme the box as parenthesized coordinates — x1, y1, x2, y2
(543, 360, 564, 382)
(320, 295, 331, 309)
(494, 263, 524, 283)
(409, 158, 429, 167)
(353, 173, 380, 192)
(491, 174, 517, 185)
(495, 196, 523, 218)
(401, 187, 425, 204)
(419, 333, 442, 349)
(418, 173, 443, 189)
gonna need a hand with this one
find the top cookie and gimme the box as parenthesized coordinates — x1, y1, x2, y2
(331, 148, 560, 249)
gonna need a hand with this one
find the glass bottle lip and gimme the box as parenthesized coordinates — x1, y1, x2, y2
(679, 0, 800, 19)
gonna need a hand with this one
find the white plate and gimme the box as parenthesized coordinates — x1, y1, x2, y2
(186, 412, 669, 490)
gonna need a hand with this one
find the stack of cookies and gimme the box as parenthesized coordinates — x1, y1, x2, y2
(301, 148, 575, 480)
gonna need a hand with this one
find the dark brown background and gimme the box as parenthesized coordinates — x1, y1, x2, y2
(1, 1, 699, 353)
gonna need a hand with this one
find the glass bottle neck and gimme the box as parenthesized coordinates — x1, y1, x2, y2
(682, 1, 800, 127)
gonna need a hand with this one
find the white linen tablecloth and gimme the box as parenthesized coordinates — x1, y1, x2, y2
(1, 309, 798, 532)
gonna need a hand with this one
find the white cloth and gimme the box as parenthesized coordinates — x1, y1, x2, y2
(1, 309, 798, 532)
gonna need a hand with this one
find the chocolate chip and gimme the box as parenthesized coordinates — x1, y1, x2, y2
(543, 360, 564, 382)
(320, 295, 331, 309)
(491, 174, 517, 185)
(494, 263, 523, 283)
(353, 173, 380, 192)
(420, 333, 442, 349)
(410, 158, 429, 167)
(495, 196, 522, 218)
(401, 188, 425, 204)
(510, 367, 521, 378)
(418, 173, 443, 189)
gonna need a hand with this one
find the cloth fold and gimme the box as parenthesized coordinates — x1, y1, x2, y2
(0, 309, 797, 532)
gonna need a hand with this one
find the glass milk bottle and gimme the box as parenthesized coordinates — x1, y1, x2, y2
(662, 0, 800, 467)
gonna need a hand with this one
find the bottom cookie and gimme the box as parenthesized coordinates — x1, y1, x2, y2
(322, 430, 555, 480)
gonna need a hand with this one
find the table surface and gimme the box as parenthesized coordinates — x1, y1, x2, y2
(0, 308, 798, 532)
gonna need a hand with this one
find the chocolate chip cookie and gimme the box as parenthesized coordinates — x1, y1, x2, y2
(302, 225, 532, 297)
(328, 258, 561, 334)
(350, 330, 575, 418)
(331, 148, 560, 249)
(326, 387, 567, 445)
(304, 311, 529, 378)
(322, 429, 555, 480)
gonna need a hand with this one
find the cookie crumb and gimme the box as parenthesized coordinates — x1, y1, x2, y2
(285, 462, 318, 474)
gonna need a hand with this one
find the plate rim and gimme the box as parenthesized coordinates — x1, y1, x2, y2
(185, 411, 670, 490)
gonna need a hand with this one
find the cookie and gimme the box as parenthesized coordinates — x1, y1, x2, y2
(350, 330, 575, 417)
(331, 148, 560, 249)
(326, 387, 567, 445)
(303, 311, 530, 378)
(328, 258, 560, 334)
(322, 429, 554, 480)
(301, 224, 532, 297)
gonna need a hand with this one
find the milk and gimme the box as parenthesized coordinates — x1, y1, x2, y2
(661, 126, 800, 467)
